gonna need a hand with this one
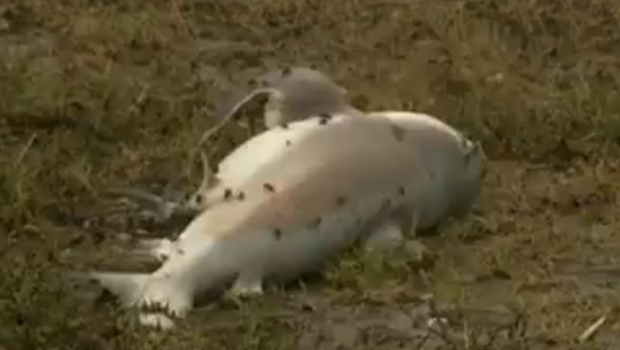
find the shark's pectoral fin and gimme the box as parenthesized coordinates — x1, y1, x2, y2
(399, 209, 419, 239)
(137, 275, 193, 321)
(363, 206, 424, 253)
(228, 270, 265, 299)
(363, 217, 406, 253)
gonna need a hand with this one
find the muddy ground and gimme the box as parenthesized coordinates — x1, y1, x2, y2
(1, 1, 620, 349)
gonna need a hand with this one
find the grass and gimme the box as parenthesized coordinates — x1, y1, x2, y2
(1, 0, 620, 349)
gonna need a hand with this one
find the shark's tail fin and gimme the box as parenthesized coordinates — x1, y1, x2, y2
(90, 272, 149, 306)
(64, 271, 149, 307)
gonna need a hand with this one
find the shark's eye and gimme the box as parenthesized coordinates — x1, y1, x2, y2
(195, 194, 203, 204)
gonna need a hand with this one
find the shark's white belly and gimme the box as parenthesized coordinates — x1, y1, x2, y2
(159, 190, 392, 299)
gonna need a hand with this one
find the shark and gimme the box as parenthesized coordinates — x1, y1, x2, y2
(74, 109, 485, 330)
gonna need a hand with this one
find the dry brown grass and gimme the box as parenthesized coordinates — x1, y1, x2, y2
(1, 0, 620, 349)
